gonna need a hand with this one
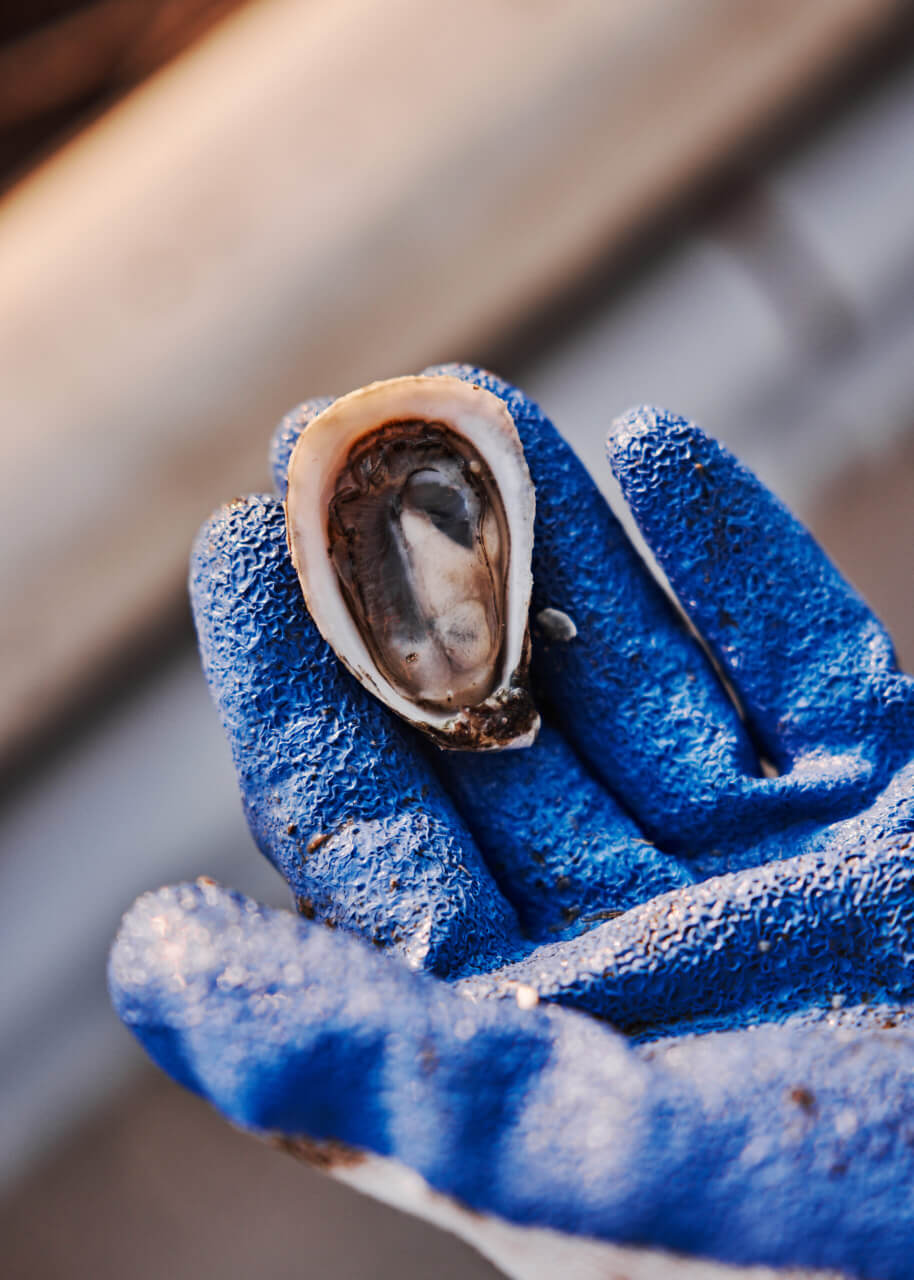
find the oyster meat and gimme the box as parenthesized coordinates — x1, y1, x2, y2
(285, 375, 539, 749)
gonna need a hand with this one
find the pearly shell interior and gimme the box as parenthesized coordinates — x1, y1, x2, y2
(285, 375, 538, 749)
(327, 418, 509, 712)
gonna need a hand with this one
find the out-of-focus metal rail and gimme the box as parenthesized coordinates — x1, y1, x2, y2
(0, 0, 907, 772)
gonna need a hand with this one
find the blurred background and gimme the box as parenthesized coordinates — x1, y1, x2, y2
(1, 1, 913, 1276)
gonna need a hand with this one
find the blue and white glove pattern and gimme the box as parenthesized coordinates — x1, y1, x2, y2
(110, 366, 914, 1279)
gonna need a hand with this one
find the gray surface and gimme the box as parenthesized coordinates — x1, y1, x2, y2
(525, 64, 914, 514)
(0, 654, 287, 1182)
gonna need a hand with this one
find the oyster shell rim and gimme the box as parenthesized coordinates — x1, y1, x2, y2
(284, 375, 539, 749)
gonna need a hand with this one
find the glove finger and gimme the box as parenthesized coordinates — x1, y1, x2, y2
(190, 494, 522, 976)
(423, 363, 758, 853)
(269, 397, 334, 496)
(110, 880, 914, 1278)
(435, 721, 695, 943)
(265, 379, 695, 912)
(637, 1014, 914, 1278)
(107, 879, 646, 1214)
(461, 784, 914, 1033)
(607, 406, 911, 771)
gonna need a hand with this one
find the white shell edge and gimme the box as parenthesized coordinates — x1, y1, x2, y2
(284, 375, 536, 736)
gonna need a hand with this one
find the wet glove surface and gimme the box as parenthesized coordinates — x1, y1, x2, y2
(110, 366, 914, 1278)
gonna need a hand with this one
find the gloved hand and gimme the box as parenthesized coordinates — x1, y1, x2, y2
(109, 365, 914, 1279)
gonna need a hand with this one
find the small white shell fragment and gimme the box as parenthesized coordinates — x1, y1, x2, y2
(535, 607, 578, 642)
(285, 375, 540, 750)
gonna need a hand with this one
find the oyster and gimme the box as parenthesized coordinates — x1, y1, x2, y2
(284, 375, 539, 749)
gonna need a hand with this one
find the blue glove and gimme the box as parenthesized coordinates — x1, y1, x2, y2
(110, 365, 914, 1279)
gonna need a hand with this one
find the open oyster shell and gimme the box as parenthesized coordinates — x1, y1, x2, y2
(284, 375, 539, 749)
